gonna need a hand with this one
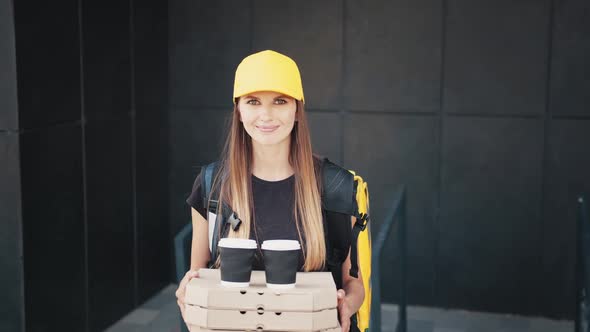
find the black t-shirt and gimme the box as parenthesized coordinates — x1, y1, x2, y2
(186, 171, 306, 271)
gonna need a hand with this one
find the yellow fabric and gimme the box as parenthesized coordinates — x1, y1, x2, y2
(349, 170, 371, 331)
(350, 172, 369, 218)
(233, 50, 305, 104)
(357, 224, 372, 332)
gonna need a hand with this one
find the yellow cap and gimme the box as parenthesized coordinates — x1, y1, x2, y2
(233, 50, 305, 104)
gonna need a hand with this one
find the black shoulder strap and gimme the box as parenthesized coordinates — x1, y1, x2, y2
(202, 162, 218, 210)
(202, 161, 245, 265)
(321, 158, 356, 215)
(349, 215, 368, 278)
(201, 161, 224, 265)
(321, 158, 368, 278)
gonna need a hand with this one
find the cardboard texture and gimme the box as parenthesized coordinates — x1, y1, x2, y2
(187, 324, 342, 332)
(184, 306, 338, 331)
(185, 269, 339, 331)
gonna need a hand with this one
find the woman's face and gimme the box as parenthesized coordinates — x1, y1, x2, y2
(237, 91, 297, 147)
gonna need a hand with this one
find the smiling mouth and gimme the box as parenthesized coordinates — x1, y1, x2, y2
(256, 126, 279, 133)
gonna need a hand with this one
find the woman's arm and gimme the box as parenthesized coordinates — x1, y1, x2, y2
(337, 216, 366, 332)
(190, 207, 211, 270)
(176, 207, 211, 330)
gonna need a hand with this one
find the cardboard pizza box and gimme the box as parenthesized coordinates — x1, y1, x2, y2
(184, 306, 338, 331)
(185, 269, 338, 312)
(187, 323, 342, 332)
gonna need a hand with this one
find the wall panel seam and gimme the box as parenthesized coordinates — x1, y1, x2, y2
(339, 0, 346, 165)
(434, 0, 448, 307)
(77, 0, 89, 329)
(130, 0, 139, 307)
(538, 0, 556, 312)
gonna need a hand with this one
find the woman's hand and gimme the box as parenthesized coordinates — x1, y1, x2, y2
(176, 270, 199, 329)
(337, 289, 353, 332)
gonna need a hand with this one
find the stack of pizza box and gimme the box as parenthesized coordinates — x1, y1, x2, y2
(184, 269, 341, 332)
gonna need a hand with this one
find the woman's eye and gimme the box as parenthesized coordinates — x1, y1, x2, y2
(246, 99, 260, 105)
(274, 99, 287, 105)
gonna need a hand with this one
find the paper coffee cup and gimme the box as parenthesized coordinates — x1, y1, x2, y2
(261, 240, 301, 289)
(218, 238, 257, 287)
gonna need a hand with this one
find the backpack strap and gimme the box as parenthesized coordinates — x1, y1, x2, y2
(202, 162, 218, 211)
(200, 161, 225, 266)
(321, 158, 370, 279)
(202, 161, 246, 266)
(321, 158, 356, 216)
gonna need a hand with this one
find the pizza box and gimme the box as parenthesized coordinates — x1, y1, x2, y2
(184, 306, 338, 331)
(187, 323, 342, 332)
(185, 269, 338, 312)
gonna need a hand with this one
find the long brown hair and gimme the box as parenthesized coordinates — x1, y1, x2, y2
(210, 99, 326, 271)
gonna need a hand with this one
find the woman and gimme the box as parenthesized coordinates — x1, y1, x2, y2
(175, 50, 365, 332)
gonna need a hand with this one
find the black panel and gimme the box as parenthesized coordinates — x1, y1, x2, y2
(133, 0, 168, 109)
(14, 0, 82, 129)
(343, 113, 438, 305)
(439, 117, 544, 315)
(344, 0, 442, 112)
(251, 0, 342, 110)
(550, 0, 590, 117)
(82, 0, 131, 123)
(20, 125, 85, 332)
(169, 0, 251, 109)
(134, 0, 171, 293)
(541, 119, 590, 319)
(136, 107, 171, 301)
(443, 0, 549, 115)
(169, 108, 229, 236)
(0, 133, 23, 332)
(85, 117, 134, 332)
(0, 0, 18, 130)
(307, 111, 342, 164)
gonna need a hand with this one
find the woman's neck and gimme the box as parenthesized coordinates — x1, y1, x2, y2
(251, 139, 294, 181)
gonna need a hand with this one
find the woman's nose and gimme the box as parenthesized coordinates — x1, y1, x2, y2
(259, 105, 273, 119)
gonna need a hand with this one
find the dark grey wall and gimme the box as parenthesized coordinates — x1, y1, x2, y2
(169, 0, 590, 319)
(1, 0, 170, 331)
(0, 1, 24, 331)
